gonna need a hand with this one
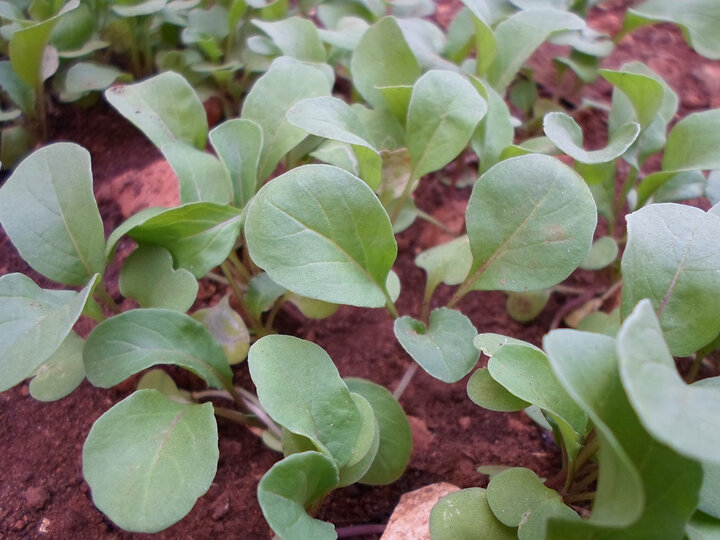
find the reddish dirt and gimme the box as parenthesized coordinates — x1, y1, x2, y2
(1, 2, 718, 539)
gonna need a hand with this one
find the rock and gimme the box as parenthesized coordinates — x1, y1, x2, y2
(458, 416, 472, 430)
(408, 415, 434, 456)
(23, 486, 50, 510)
(381, 483, 459, 540)
(211, 494, 230, 521)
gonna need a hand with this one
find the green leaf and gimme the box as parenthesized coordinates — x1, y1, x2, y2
(487, 8, 585, 92)
(83, 390, 217, 533)
(63, 62, 123, 94)
(245, 272, 287, 319)
(544, 329, 702, 538)
(287, 294, 339, 320)
(105, 72, 208, 151)
(394, 308, 479, 383)
(600, 68, 663, 129)
(29, 331, 85, 401)
(338, 393, 379, 487)
(543, 112, 639, 164)
(377, 85, 413, 125)
(487, 468, 578, 539)
(621, 204, 720, 356)
(617, 300, 720, 464)
(662, 109, 720, 172)
(136, 369, 188, 401)
(252, 17, 326, 62)
(628, 0, 720, 60)
(415, 234, 473, 294)
(241, 60, 332, 181)
(350, 16, 421, 111)
(580, 236, 618, 270)
(0, 272, 95, 395)
(0, 61, 35, 114)
(467, 368, 531, 412)
(0, 125, 35, 170)
(506, 289, 551, 323)
(119, 245, 198, 312)
(160, 142, 232, 205)
(465, 154, 597, 291)
(84, 309, 233, 390)
(112, 0, 167, 17)
(122, 203, 243, 279)
(473, 333, 541, 357)
(345, 377, 412, 485)
(699, 461, 720, 519)
(286, 96, 381, 190)
(192, 294, 250, 365)
(430, 488, 516, 540)
(0, 143, 105, 285)
(249, 335, 362, 467)
(687, 512, 720, 540)
(208, 119, 263, 208)
(406, 70, 487, 180)
(245, 165, 397, 308)
(469, 77, 515, 172)
(257, 451, 338, 540)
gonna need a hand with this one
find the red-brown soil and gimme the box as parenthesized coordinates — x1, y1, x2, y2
(1, 1, 718, 538)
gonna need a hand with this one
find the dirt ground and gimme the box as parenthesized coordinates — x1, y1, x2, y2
(1, 1, 718, 538)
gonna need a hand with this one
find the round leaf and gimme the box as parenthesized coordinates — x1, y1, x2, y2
(338, 393, 379, 487)
(192, 294, 250, 365)
(83, 390, 218, 533)
(580, 236, 619, 270)
(506, 289, 550, 323)
(430, 488, 516, 540)
(467, 368, 530, 412)
(29, 331, 85, 401)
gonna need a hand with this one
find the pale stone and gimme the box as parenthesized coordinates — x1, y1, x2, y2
(381, 482, 460, 540)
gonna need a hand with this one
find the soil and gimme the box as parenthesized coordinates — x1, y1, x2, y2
(2, 1, 719, 538)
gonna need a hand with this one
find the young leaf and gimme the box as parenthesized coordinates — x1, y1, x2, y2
(350, 16, 421, 111)
(487, 8, 585, 92)
(249, 335, 362, 468)
(469, 77, 514, 172)
(600, 69, 663, 128)
(544, 329, 702, 537)
(465, 154, 597, 291)
(506, 290, 551, 323)
(338, 393, 379, 487)
(487, 468, 579, 539)
(622, 204, 720, 356)
(543, 112, 640, 164)
(473, 333, 541, 357)
(136, 369, 188, 402)
(662, 109, 720, 172)
(415, 234, 473, 294)
(0, 61, 35, 114)
(29, 331, 85, 402)
(119, 245, 198, 312)
(83, 390, 218, 533)
(62, 62, 124, 95)
(467, 368, 531, 412)
(580, 236, 618, 270)
(430, 488, 516, 540)
(345, 377, 412, 485)
(121, 203, 244, 278)
(252, 17, 326, 62)
(0, 273, 95, 393)
(257, 451, 338, 540)
(686, 512, 720, 539)
(209, 119, 263, 208)
(617, 300, 720, 464)
(105, 72, 208, 151)
(0, 143, 105, 286)
(84, 309, 233, 390)
(394, 308, 479, 383)
(245, 165, 397, 308)
(406, 70, 487, 180)
(192, 295, 250, 365)
(245, 272, 287, 319)
(241, 60, 332, 181)
(160, 143, 233, 205)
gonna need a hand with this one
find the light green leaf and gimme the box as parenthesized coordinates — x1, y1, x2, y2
(465, 154, 596, 291)
(629, 0, 720, 60)
(112, 0, 167, 16)
(105, 72, 208, 151)
(430, 488, 516, 540)
(119, 245, 198, 312)
(576, 308, 620, 336)
(0, 143, 105, 286)
(252, 17, 326, 62)
(209, 119, 263, 208)
(257, 451, 338, 540)
(621, 204, 720, 356)
(63, 62, 123, 94)
(0, 125, 35, 170)
(469, 76, 515, 172)
(245, 165, 396, 308)
(487, 468, 578, 538)
(662, 109, 720, 172)
(286, 96, 381, 190)
(0, 61, 35, 114)
(160, 142, 232, 204)
(543, 111, 640, 164)
(580, 236, 618, 270)
(600, 69, 664, 128)
(467, 368, 531, 412)
(487, 8, 585, 92)
(249, 335, 362, 467)
(394, 307, 479, 383)
(415, 234, 473, 295)
(350, 16, 420, 110)
(29, 331, 85, 401)
(83, 390, 217, 533)
(287, 294, 339, 320)
(241, 60, 331, 181)
(338, 393, 379, 487)
(406, 69, 487, 180)
(84, 309, 233, 390)
(687, 512, 720, 540)
(506, 289, 551, 323)
(192, 294, 249, 365)
(136, 369, 188, 402)
(245, 272, 287, 319)
(473, 333, 541, 357)
(377, 85, 412, 125)
(617, 300, 720, 464)
(0, 272, 94, 393)
(700, 461, 720, 519)
(345, 377, 412, 485)
(544, 329, 703, 537)
(123, 203, 244, 278)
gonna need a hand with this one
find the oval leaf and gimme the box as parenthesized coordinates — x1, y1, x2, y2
(29, 331, 85, 401)
(192, 294, 250, 365)
(467, 368, 531, 412)
(83, 389, 218, 533)
(430, 488, 516, 540)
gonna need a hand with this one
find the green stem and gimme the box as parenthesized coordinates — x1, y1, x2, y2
(229, 251, 252, 283)
(565, 492, 596, 504)
(125, 18, 143, 78)
(264, 294, 287, 331)
(35, 82, 47, 140)
(220, 262, 265, 336)
(213, 406, 264, 428)
(615, 167, 638, 218)
(419, 282, 436, 324)
(572, 431, 599, 478)
(389, 175, 418, 225)
(385, 296, 399, 319)
(95, 283, 121, 314)
(416, 208, 453, 235)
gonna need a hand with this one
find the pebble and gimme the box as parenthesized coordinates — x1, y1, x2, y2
(23, 486, 50, 510)
(458, 416, 472, 430)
